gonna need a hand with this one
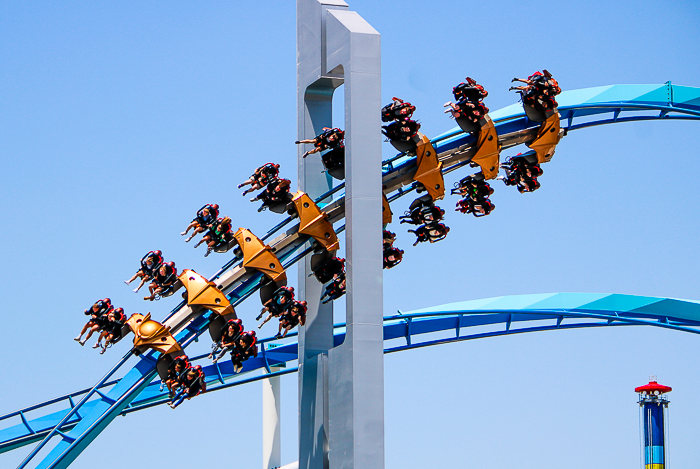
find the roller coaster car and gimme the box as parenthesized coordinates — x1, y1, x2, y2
(210, 229, 244, 255)
(383, 120, 422, 153)
(310, 250, 345, 284)
(412, 134, 445, 201)
(233, 228, 287, 286)
(523, 101, 558, 123)
(452, 175, 473, 196)
(158, 278, 183, 298)
(208, 313, 227, 344)
(455, 115, 483, 134)
(115, 323, 132, 344)
(504, 152, 538, 167)
(256, 180, 295, 214)
(265, 286, 295, 312)
(407, 194, 434, 212)
(267, 194, 295, 214)
(126, 312, 183, 358)
(388, 134, 420, 153)
(208, 315, 241, 345)
(259, 280, 296, 310)
(321, 146, 345, 180)
(401, 194, 444, 225)
(213, 236, 240, 254)
(526, 111, 561, 163)
(179, 269, 236, 317)
(259, 277, 281, 306)
(467, 116, 500, 180)
(382, 193, 393, 226)
(290, 191, 340, 252)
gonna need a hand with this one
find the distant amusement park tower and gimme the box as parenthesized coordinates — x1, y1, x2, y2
(636, 376, 672, 469)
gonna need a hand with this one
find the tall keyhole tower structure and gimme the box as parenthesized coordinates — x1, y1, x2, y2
(297, 1, 384, 469)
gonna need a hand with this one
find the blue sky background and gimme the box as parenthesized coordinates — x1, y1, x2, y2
(1, 1, 699, 468)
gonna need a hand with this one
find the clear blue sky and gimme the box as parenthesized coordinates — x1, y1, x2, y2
(1, 1, 699, 468)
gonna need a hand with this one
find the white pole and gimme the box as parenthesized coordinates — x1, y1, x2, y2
(263, 369, 282, 469)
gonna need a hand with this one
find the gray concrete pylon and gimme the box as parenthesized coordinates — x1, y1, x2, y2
(263, 368, 281, 469)
(297, 2, 345, 469)
(297, 1, 384, 469)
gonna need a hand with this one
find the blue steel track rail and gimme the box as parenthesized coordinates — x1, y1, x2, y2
(5, 83, 700, 469)
(3, 293, 700, 457)
(433, 82, 700, 149)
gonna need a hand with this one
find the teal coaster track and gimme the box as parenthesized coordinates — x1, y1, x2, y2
(3, 83, 700, 469)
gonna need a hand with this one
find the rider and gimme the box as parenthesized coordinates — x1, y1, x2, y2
(444, 99, 489, 123)
(312, 256, 345, 284)
(181, 204, 220, 243)
(95, 307, 126, 354)
(452, 174, 494, 200)
(452, 77, 488, 103)
(510, 70, 561, 110)
(74, 298, 112, 346)
(383, 230, 396, 250)
(296, 128, 345, 159)
(209, 318, 244, 363)
(382, 119, 421, 142)
(250, 178, 292, 212)
(408, 223, 450, 246)
(164, 355, 191, 397)
(497, 155, 543, 193)
(399, 204, 445, 226)
(321, 272, 346, 304)
(516, 177, 541, 193)
(498, 167, 526, 189)
(239, 163, 281, 196)
(124, 250, 163, 293)
(276, 300, 307, 339)
(383, 246, 404, 269)
(194, 216, 233, 257)
(231, 331, 258, 373)
(444, 77, 489, 122)
(169, 365, 206, 409)
(382, 230, 403, 269)
(500, 155, 543, 178)
(452, 173, 495, 216)
(257, 286, 295, 328)
(381, 97, 416, 123)
(144, 261, 178, 301)
(456, 198, 495, 217)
